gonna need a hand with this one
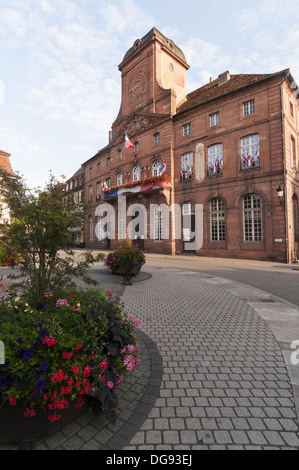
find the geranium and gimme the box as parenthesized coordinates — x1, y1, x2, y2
(104, 237, 146, 273)
(0, 285, 141, 426)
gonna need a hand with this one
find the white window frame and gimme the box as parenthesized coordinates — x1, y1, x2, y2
(241, 134, 260, 169)
(154, 133, 160, 146)
(133, 165, 141, 182)
(180, 152, 194, 181)
(208, 144, 223, 175)
(183, 123, 191, 137)
(243, 194, 262, 242)
(154, 206, 163, 241)
(210, 112, 219, 127)
(89, 216, 93, 241)
(118, 209, 125, 240)
(117, 173, 124, 186)
(105, 178, 111, 189)
(210, 198, 225, 242)
(152, 160, 162, 177)
(243, 99, 255, 116)
(182, 202, 195, 216)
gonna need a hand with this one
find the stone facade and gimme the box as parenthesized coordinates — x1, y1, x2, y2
(65, 27, 299, 263)
(0, 149, 17, 224)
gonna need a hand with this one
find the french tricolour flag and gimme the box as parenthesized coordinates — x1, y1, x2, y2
(159, 162, 166, 175)
(125, 132, 135, 149)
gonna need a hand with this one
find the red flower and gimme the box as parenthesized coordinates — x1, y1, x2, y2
(83, 366, 91, 377)
(48, 414, 62, 422)
(62, 351, 73, 360)
(42, 336, 56, 347)
(9, 396, 17, 406)
(50, 370, 64, 383)
(76, 344, 82, 350)
(71, 293, 75, 298)
(71, 365, 80, 374)
(23, 408, 36, 418)
(99, 359, 108, 371)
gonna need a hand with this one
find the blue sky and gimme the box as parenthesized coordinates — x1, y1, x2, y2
(0, 0, 299, 188)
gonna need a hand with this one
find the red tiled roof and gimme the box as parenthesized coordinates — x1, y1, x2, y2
(0, 150, 17, 177)
(177, 70, 289, 114)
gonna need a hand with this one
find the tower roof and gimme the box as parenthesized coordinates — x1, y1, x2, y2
(121, 27, 188, 66)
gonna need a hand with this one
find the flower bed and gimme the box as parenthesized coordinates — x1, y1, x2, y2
(104, 238, 146, 274)
(0, 286, 141, 433)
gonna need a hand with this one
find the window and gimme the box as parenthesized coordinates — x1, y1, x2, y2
(134, 142, 139, 153)
(133, 165, 141, 182)
(118, 150, 122, 160)
(89, 216, 93, 241)
(107, 157, 110, 167)
(105, 178, 111, 189)
(96, 182, 101, 199)
(243, 194, 262, 242)
(152, 160, 162, 176)
(208, 144, 223, 175)
(70, 181, 73, 190)
(290, 101, 294, 118)
(241, 135, 260, 169)
(154, 133, 160, 146)
(88, 185, 92, 202)
(97, 162, 101, 172)
(243, 99, 255, 116)
(210, 198, 225, 242)
(117, 172, 124, 186)
(291, 135, 296, 168)
(182, 202, 195, 216)
(154, 206, 163, 241)
(180, 152, 194, 181)
(210, 112, 219, 127)
(183, 123, 191, 136)
(118, 209, 125, 240)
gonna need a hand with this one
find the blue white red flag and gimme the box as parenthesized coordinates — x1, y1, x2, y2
(125, 132, 135, 149)
(159, 162, 166, 175)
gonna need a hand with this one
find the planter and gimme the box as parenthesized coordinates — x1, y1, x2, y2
(112, 264, 143, 276)
(0, 402, 88, 449)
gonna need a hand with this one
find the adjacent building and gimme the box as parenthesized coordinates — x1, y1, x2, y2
(65, 27, 299, 263)
(0, 149, 17, 224)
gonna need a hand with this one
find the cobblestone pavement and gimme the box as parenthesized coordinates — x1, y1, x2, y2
(122, 268, 299, 450)
(0, 264, 299, 450)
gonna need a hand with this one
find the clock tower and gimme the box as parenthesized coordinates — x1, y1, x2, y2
(111, 27, 189, 138)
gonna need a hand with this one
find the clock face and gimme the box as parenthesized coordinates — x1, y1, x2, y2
(129, 74, 145, 101)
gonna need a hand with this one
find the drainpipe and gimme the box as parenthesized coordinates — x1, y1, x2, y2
(280, 72, 289, 263)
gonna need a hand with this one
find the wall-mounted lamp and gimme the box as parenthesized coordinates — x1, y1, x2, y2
(276, 185, 284, 199)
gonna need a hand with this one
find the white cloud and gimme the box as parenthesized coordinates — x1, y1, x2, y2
(181, 37, 231, 89)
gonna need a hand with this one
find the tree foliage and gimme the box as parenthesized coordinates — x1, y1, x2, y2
(0, 171, 104, 304)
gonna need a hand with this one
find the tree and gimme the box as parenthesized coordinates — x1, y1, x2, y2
(0, 171, 104, 304)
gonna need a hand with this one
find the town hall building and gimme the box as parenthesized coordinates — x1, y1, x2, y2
(65, 27, 299, 263)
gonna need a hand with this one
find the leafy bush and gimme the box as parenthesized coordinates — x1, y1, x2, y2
(0, 240, 23, 267)
(104, 237, 146, 273)
(0, 286, 141, 424)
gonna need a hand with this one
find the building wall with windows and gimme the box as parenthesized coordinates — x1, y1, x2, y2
(0, 150, 17, 225)
(69, 27, 299, 262)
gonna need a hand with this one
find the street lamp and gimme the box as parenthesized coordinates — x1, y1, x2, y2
(276, 185, 284, 199)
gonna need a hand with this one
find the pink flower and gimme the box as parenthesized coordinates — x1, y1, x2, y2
(107, 381, 114, 389)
